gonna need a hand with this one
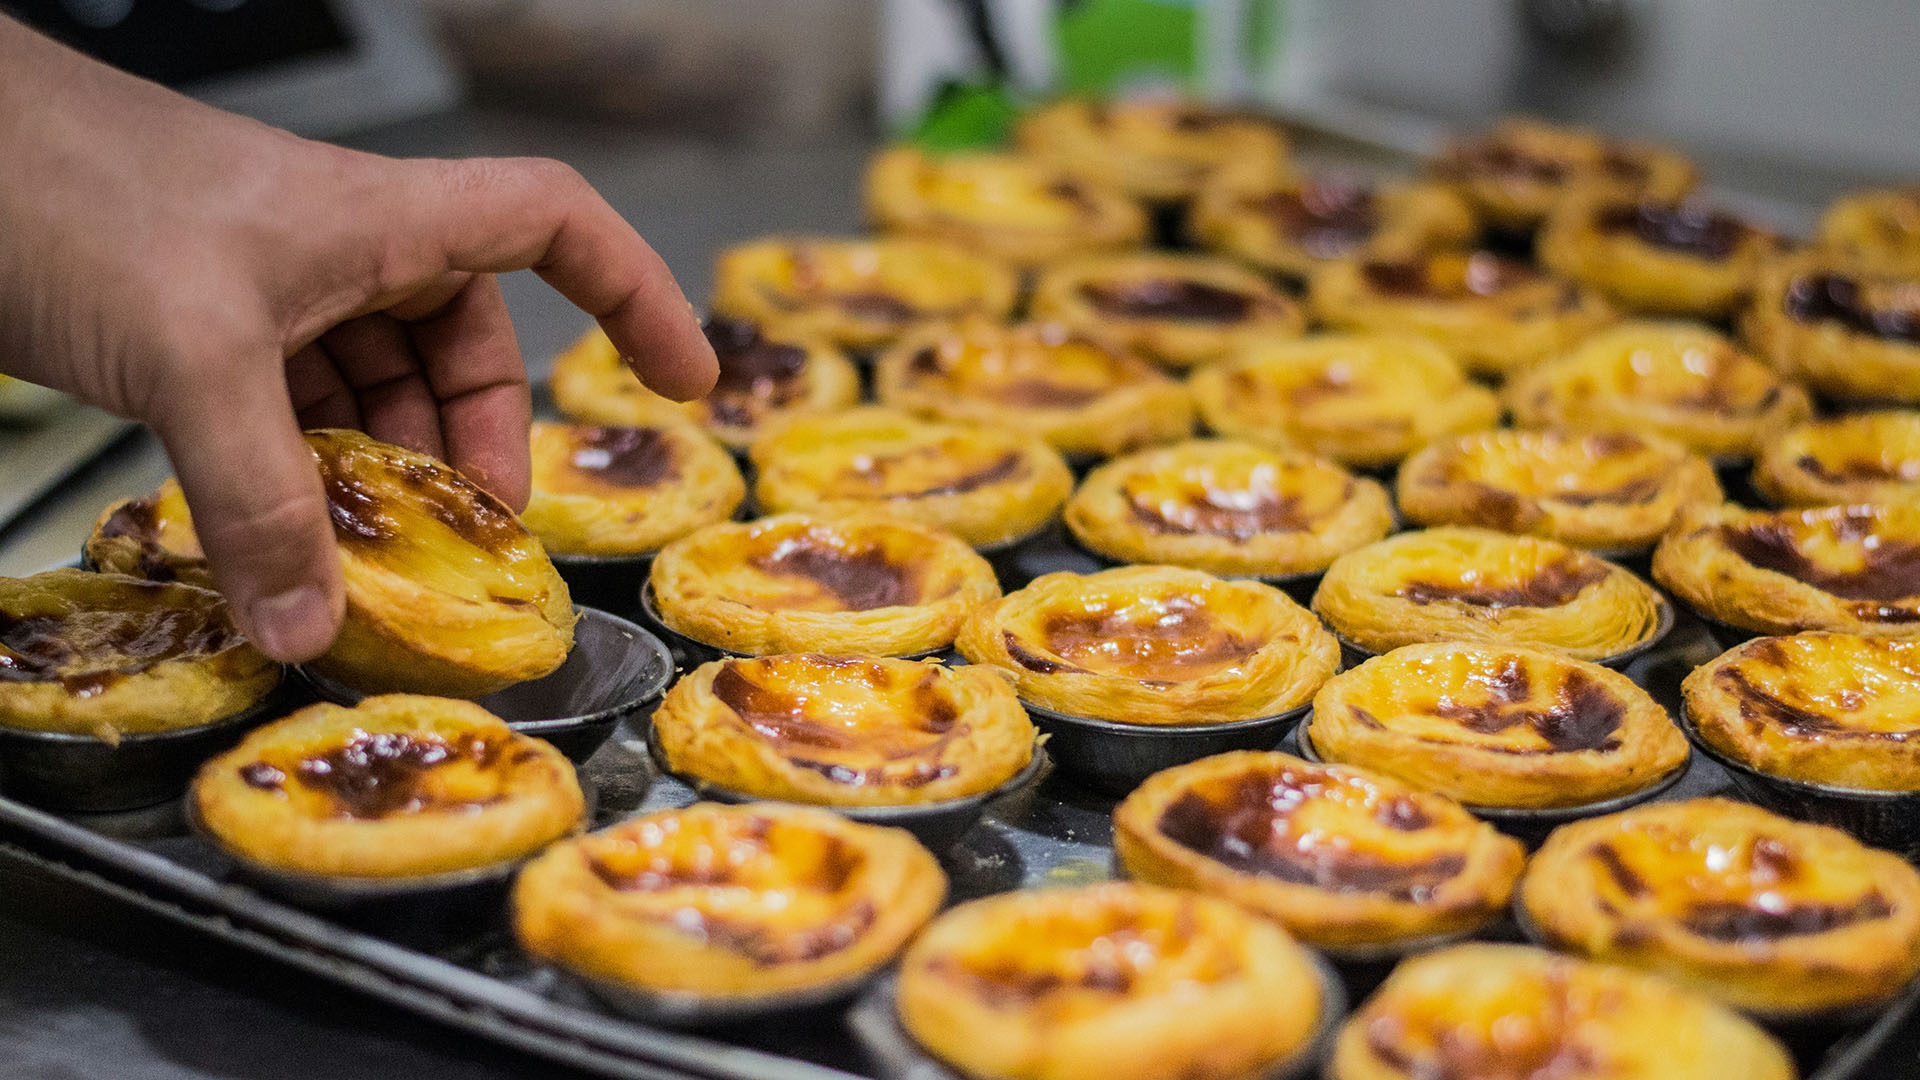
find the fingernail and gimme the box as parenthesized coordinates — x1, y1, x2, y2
(248, 585, 333, 663)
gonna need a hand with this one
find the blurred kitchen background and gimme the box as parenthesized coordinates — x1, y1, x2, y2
(0, 0, 1917, 575)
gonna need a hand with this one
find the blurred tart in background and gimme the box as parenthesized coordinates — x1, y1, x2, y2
(1029, 252, 1306, 370)
(1754, 411, 1920, 507)
(520, 421, 743, 557)
(1539, 195, 1779, 319)
(1743, 253, 1920, 404)
(1429, 117, 1697, 232)
(1013, 97, 1289, 203)
(865, 146, 1146, 265)
(1190, 172, 1475, 280)
(1817, 187, 1920, 278)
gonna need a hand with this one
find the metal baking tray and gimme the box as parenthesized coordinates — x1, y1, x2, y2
(1, 524, 1917, 1080)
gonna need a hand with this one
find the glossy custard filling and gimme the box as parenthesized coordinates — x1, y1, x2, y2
(1250, 183, 1379, 259)
(1430, 433, 1679, 533)
(312, 435, 552, 607)
(1361, 251, 1547, 302)
(579, 814, 877, 966)
(1079, 278, 1254, 323)
(1156, 763, 1474, 901)
(1122, 457, 1351, 539)
(912, 157, 1086, 230)
(767, 243, 987, 323)
(1395, 551, 1610, 610)
(1781, 274, 1920, 343)
(1577, 826, 1893, 943)
(545, 426, 681, 495)
(1714, 636, 1920, 741)
(905, 329, 1144, 410)
(1717, 506, 1920, 612)
(1589, 339, 1783, 414)
(1361, 966, 1622, 1078)
(1783, 416, 1920, 487)
(709, 656, 968, 787)
(96, 482, 202, 563)
(1003, 589, 1262, 684)
(700, 318, 810, 428)
(928, 900, 1246, 1013)
(1339, 653, 1630, 755)
(819, 435, 1031, 502)
(0, 601, 241, 698)
(237, 730, 531, 819)
(1595, 202, 1748, 260)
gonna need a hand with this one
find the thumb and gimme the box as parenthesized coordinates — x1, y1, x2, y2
(151, 354, 345, 662)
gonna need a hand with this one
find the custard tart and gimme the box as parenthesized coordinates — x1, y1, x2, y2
(1013, 98, 1289, 203)
(1755, 412, 1920, 507)
(1743, 253, 1920, 404)
(302, 429, 576, 699)
(653, 654, 1033, 806)
(1506, 321, 1812, 461)
(1396, 429, 1722, 553)
(85, 478, 211, 586)
(711, 236, 1019, 352)
(1328, 943, 1792, 1080)
(1520, 797, 1920, 1017)
(193, 694, 584, 878)
(548, 320, 859, 450)
(1314, 528, 1666, 662)
(0, 569, 279, 740)
(865, 146, 1146, 266)
(1309, 642, 1687, 810)
(1066, 439, 1394, 578)
(1114, 751, 1525, 951)
(956, 565, 1339, 726)
(1308, 250, 1616, 379)
(1430, 118, 1698, 232)
(649, 513, 997, 658)
(1028, 253, 1306, 370)
(1684, 633, 1920, 791)
(875, 319, 1192, 460)
(1817, 187, 1920, 278)
(1539, 196, 1779, 319)
(1188, 335, 1499, 469)
(749, 408, 1073, 549)
(895, 882, 1325, 1080)
(513, 803, 945, 1001)
(1654, 502, 1920, 636)
(1190, 173, 1476, 280)
(520, 421, 742, 558)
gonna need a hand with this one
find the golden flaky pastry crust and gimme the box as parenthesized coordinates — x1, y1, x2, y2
(1114, 751, 1524, 950)
(193, 694, 584, 878)
(1539, 196, 1779, 318)
(1309, 642, 1686, 809)
(1308, 250, 1615, 379)
(1189, 334, 1498, 469)
(548, 321, 859, 450)
(649, 513, 997, 657)
(1328, 943, 1792, 1080)
(1755, 411, 1920, 508)
(85, 478, 211, 587)
(1521, 798, 1920, 1016)
(874, 319, 1192, 459)
(1190, 173, 1476, 279)
(302, 429, 576, 698)
(1429, 118, 1697, 231)
(1396, 428, 1723, 552)
(1066, 439, 1393, 577)
(749, 408, 1073, 549)
(897, 882, 1323, 1080)
(1013, 98, 1289, 202)
(710, 236, 1019, 352)
(1507, 320, 1811, 460)
(1028, 252, 1306, 370)
(1743, 253, 1920, 404)
(0, 569, 278, 740)
(520, 420, 742, 557)
(957, 565, 1338, 725)
(1654, 502, 1920, 636)
(513, 803, 944, 998)
(865, 146, 1145, 265)
(1684, 632, 1920, 790)
(653, 654, 1033, 806)
(1314, 527, 1665, 661)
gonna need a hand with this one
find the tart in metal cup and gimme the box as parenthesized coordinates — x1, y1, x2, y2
(846, 952, 1350, 1080)
(1328, 590, 1676, 673)
(1294, 718, 1692, 848)
(1018, 699, 1311, 798)
(301, 606, 673, 764)
(0, 673, 300, 814)
(1677, 703, 1920, 859)
(645, 722, 1051, 853)
(546, 551, 652, 618)
(636, 583, 954, 669)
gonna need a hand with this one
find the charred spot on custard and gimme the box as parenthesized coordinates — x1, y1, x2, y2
(1250, 183, 1380, 259)
(1781, 274, 1920, 344)
(0, 603, 243, 696)
(746, 536, 923, 611)
(1398, 555, 1610, 609)
(1122, 477, 1322, 540)
(1718, 511, 1920, 604)
(1594, 202, 1748, 261)
(707, 658, 966, 787)
(562, 426, 679, 489)
(255, 731, 507, 819)
(844, 446, 1028, 499)
(702, 318, 811, 427)
(1078, 278, 1255, 323)
(1430, 659, 1627, 753)
(1034, 593, 1256, 683)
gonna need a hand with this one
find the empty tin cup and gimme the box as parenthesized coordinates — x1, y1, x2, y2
(548, 551, 652, 618)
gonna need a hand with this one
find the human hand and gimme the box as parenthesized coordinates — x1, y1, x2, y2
(0, 17, 717, 663)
